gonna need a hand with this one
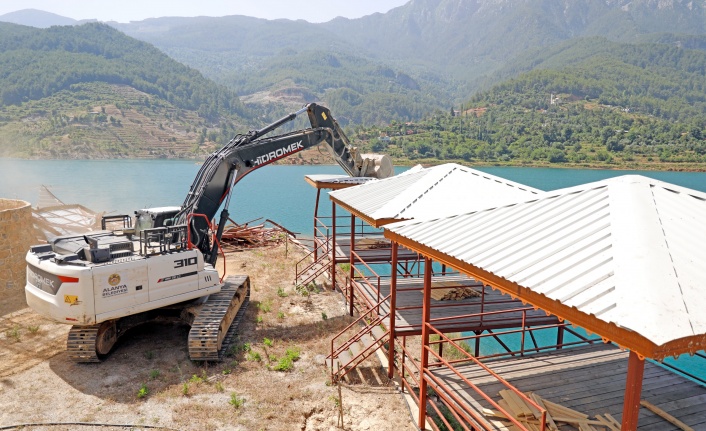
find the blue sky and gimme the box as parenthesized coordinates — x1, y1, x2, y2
(0, 0, 410, 23)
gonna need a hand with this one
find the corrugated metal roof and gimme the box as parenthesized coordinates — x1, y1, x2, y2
(385, 175, 706, 357)
(304, 174, 378, 190)
(329, 163, 541, 225)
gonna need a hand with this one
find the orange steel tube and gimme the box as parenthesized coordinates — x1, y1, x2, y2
(313, 189, 321, 260)
(388, 241, 398, 378)
(621, 350, 645, 431)
(418, 257, 432, 429)
(329, 294, 391, 353)
(349, 213, 355, 316)
(521, 309, 527, 356)
(425, 326, 546, 431)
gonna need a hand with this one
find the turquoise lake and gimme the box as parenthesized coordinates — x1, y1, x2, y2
(1, 159, 705, 380)
(2, 159, 706, 236)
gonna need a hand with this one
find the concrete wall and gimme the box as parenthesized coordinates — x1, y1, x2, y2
(0, 199, 34, 295)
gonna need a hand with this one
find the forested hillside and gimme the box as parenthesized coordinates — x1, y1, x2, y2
(355, 39, 706, 170)
(2, 2, 706, 168)
(0, 22, 246, 120)
(103, 0, 706, 127)
(231, 50, 445, 125)
(0, 22, 250, 159)
(111, 15, 451, 125)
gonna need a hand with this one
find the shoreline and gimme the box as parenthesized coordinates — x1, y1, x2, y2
(2, 155, 706, 173)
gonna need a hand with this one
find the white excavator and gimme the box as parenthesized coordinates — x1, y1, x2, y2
(25, 103, 393, 362)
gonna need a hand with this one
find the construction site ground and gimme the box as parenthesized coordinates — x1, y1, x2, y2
(0, 243, 415, 431)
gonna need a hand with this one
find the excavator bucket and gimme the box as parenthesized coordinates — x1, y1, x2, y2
(360, 153, 394, 179)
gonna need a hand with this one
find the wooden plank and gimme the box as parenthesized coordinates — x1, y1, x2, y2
(500, 390, 530, 418)
(482, 407, 508, 420)
(542, 399, 589, 419)
(536, 375, 684, 412)
(640, 400, 695, 431)
(498, 399, 517, 420)
(604, 413, 621, 429)
(427, 343, 706, 431)
(529, 394, 559, 431)
(595, 414, 620, 431)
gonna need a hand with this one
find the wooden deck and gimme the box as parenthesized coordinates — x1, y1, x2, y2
(428, 343, 706, 430)
(315, 235, 420, 264)
(352, 274, 560, 335)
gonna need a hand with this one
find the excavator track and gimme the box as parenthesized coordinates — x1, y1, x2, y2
(67, 319, 118, 363)
(188, 275, 250, 361)
(66, 325, 102, 363)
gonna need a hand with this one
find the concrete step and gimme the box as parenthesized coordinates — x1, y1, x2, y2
(349, 340, 364, 357)
(337, 350, 353, 368)
(371, 325, 386, 341)
(360, 333, 375, 350)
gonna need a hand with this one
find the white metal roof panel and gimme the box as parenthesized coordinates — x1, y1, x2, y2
(329, 163, 540, 223)
(385, 175, 706, 354)
(304, 174, 377, 185)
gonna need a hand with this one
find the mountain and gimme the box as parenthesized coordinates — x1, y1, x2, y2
(352, 37, 706, 170)
(0, 22, 249, 159)
(321, 0, 706, 78)
(110, 15, 451, 125)
(3, 1, 706, 164)
(0, 9, 78, 28)
(104, 0, 706, 118)
(6, 1, 706, 118)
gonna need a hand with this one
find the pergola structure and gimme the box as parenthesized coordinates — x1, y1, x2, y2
(295, 174, 379, 286)
(384, 175, 706, 430)
(298, 164, 542, 289)
(303, 165, 596, 396)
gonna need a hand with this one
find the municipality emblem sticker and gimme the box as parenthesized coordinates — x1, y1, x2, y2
(108, 274, 121, 286)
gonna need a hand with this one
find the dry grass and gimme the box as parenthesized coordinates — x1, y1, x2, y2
(0, 243, 415, 431)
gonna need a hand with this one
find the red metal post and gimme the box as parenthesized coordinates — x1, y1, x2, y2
(520, 310, 527, 356)
(331, 201, 337, 293)
(621, 351, 645, 431)
(388, 242, 398, 378)
(400, 335, 407, 392)
(349, 213, 355, 316)
(474, 330, 481, 357)
(418, 256, 433, 429)
(313, 189, 321, 261)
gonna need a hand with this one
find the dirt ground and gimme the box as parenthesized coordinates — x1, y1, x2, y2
(0, 243, 416, 431)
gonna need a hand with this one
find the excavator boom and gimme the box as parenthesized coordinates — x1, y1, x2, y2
(175, 103, 393, 264)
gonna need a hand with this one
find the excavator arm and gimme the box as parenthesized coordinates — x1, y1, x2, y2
(175, 103, 392, 265)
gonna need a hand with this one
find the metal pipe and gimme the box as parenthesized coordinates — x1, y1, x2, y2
(313, 190, 321, 261)
(388, 242, 398, 379)
(418, 256, 433, 429)
(621, 351, 645, 430)
(349, 213, 355, 316)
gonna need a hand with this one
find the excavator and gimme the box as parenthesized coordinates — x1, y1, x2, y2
(24, 103, 393, 362)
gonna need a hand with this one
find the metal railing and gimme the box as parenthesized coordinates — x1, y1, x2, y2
(422, 325, 548, 431)
(294, 237, 331, 286)
(348, 249, 384, 314)
(328, 293, 391, 382)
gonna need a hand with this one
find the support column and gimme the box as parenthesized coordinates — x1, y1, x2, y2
(349, 213, 355, 316)
(331, 201, 337, 292)
(388, 242, 398, 378)
(313, 189, 321, 261)
(621, 351, 645, 431)
(418, 256, 432, 430)
(474, 330, 481, 357)
(557, 326, 564, 350)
